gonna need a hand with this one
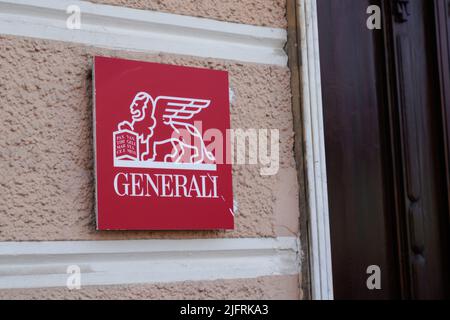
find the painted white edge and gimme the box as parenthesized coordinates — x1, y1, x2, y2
(0, 237, 299, 289)
(298, 0, 333, 300)
(114, 159, 217, 171)
(0, 0, 287, 66)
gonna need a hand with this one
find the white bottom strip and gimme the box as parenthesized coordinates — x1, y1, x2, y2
(0, 237, 299, 289)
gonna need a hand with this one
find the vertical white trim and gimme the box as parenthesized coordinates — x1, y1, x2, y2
(298, 0, 333, 300)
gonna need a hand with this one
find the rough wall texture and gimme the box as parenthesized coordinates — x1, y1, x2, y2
(88, 0, 287, 28)
(0, 35, 298, 241)
(0, 275, 300, 300)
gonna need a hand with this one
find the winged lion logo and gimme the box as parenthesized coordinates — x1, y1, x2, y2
(113, 92, 215, 169)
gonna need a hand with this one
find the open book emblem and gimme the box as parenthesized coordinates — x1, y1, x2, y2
(113, 92, 216, 171)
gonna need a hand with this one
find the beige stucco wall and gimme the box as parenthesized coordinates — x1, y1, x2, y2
(88, 0, 287, 28)
(0, 275, 300, 300)
(0, 35, 298, 241)
(0, 1, 301, 299)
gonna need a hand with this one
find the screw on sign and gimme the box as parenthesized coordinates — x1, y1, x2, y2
(93, 56, 234, 230)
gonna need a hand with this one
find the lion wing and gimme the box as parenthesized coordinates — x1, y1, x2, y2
(154, 96, 211, 125)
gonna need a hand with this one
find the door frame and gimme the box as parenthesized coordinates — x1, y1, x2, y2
(435, 0, 450, 220)
(288, 0, 450, 300)
(287, 0, 334, 300)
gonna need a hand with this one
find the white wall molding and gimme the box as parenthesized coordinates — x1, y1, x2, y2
(0, 237, 299, 289)
(0, 0, 287, 66)
(298, 0, 334, 300)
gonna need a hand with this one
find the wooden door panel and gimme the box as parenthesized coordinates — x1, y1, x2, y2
(318, 0, 450, 299)
(391, 0, 450, 299)
(317, 0, 400, 299)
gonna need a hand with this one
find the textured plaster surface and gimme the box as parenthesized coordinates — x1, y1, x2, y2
(274, 168, 300, 236)
(88, 0, 287, 28)
(0, 36, 298, 241)
(0, 275, 300, 300)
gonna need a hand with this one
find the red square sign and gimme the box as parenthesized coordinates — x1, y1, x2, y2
(93, 56, 234, 230)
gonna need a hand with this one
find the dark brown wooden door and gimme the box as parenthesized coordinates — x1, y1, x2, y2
(317, 0, 450, 299)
